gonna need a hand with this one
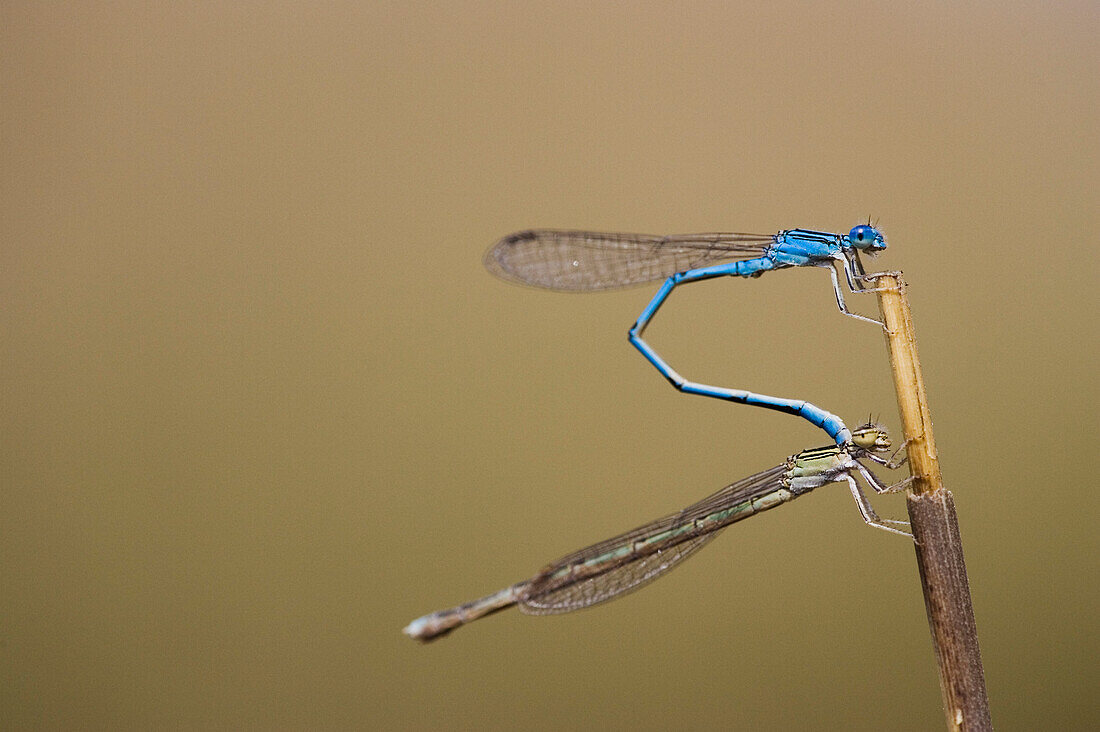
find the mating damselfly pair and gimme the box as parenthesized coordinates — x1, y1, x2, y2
(405, 224, 910, 641)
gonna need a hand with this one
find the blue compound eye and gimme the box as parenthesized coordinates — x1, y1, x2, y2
(849, 225, 885, 251)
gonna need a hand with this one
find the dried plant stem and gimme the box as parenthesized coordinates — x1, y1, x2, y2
(872, 272, 992, 731)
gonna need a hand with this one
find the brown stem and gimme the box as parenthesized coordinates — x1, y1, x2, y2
(872, 272, 992, 731)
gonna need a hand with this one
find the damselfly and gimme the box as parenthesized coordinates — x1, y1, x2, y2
(486, 225, 891, 445)
(404, 423, 911, 642)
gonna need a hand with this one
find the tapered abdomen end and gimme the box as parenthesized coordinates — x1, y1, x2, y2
(403, 613, 461, 642)
(403, 584, 523, 642)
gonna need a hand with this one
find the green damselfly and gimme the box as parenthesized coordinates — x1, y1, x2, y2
(404, 423, 911, 642)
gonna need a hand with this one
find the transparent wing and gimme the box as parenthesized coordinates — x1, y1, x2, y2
(485, 230, 776, 291)
(520, 534, 720, 614)
(518, 465, 789, 614)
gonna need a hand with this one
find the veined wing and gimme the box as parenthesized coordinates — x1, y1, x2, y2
(485, 230, 775, 291)
(519, 464, 789, 614)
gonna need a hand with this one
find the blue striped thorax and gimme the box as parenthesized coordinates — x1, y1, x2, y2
(771, 229, 845, 266)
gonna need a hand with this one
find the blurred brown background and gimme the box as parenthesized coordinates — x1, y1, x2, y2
(2, 2, 1097, 730)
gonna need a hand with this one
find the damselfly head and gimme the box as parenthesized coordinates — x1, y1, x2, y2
(848, 224, 887, 253)
(850, 422, 891, 452)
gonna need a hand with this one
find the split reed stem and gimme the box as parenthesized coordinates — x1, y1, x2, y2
(873, 272, 992, 731)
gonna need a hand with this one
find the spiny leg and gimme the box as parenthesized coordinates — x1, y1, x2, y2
(816, 263, 883, 326)
(852, 263, 905, 294)
(845, 475, 913, 538)
(864, 439, 911, 470)
(853, 460, 915, 495)
(844, 249, 901, 292)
